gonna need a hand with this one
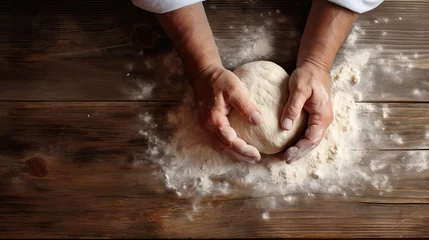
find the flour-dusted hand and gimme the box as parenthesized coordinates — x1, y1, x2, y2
(280, 64, 333, 163)
(278, 0, 359, 163)
(154, 3, 264, 163)
(193, 64, 264, 163)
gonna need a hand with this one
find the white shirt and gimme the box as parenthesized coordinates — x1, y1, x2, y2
(132, 0, 384, 14)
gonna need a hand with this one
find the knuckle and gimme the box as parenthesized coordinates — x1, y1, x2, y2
(285, 105, 301, 116)
(293, 85, 308, 96)
(228, 85, 242, 99)
(236, 99, 253, 113)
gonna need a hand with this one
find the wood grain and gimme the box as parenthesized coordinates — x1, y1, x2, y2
(0, 102, 427, 154)
(0, 0, 428, 101)
(1, 0, 429, 238)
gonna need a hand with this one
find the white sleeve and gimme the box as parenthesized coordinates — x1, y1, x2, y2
(328, 0, 383, 13)
(132, 0, 204, 14)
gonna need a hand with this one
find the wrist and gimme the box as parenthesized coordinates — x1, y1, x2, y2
(184, 53, 223, 83)
(297, 56, 331, 74)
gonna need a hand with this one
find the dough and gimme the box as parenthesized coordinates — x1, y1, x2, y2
(228, 61, 308, 154)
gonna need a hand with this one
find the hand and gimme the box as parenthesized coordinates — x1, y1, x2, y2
(280, 64, 333, 164)
(192, 64, 264, 164)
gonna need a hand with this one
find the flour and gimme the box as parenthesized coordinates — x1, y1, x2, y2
(403, 151, 429, 173)
(370, 159, 388, 172)
(135, 25, 398, 200)
(131, 81, 155, 100)
(261, 212, 270, 220)
(216, 26, 274, 69)
(390, 134, 404, 145)
(413, 89, 421, 96)
(133, 22, 428, 212)
(382, 104, 390, 118)
(127, 51, 187, 100)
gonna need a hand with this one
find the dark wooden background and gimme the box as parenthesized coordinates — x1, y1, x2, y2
(1, 0, 429, 238)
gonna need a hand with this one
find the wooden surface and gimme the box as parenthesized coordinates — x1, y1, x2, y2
(1, 0, 429, 238)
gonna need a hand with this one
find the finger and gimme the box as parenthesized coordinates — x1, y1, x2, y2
(226, 86, 263, 126)
(204, 107, 261, 162)
(229, 135, 261, 161)
(281, 87, 309, 130)
(284, 124, 325, 164)
(211, 133, 258, 164)
(225, 148, 256, 164)
(216, 126, 261, 161)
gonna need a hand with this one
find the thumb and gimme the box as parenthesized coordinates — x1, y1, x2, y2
(281, 87, 308, 130)
(227, 86, 263, 126)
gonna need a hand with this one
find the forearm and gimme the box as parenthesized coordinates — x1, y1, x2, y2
(297, 0, 358, 71)
(155, 3, 221, 80)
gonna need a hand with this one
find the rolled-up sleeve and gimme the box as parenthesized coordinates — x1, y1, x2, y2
(328, 0, 384, 13)
(132, 0, 204, 14)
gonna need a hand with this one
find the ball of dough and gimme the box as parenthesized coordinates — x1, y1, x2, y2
(228, 61, 308, 154)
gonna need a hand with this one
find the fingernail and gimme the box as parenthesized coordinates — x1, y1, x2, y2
(243, 148, 261, 161)
(284, 147, 299, 164)
(285, 154, 294, 164)
(249, 111, 263, 125)
(281, 118, 293, 130)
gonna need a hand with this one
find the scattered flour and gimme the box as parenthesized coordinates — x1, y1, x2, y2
(382, 104, 390, 118)
(131, 81, 155, 100)
(370, 159, 388, 172)
(390, 134, 404, 145)
(262, 212, 270, 220)
(157, 74, 378, 198)
(133, 25, 399, 201)
(127, 51, 187, 100)
(402, 151, 429, 172)
(216, 26, 275, 69)
(374, 120, 385, 130)
(284, 195, 297, 203)
(133, 23, 428, 214)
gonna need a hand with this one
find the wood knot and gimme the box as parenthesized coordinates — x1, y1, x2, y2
(25, 157, 48, 177)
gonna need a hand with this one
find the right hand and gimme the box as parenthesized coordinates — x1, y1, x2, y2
(192, 64, 264, 164)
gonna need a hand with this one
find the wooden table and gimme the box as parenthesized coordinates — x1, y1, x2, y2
(1, 0, 429, 238)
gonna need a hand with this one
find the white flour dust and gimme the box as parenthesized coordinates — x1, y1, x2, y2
(402, 151, 429, 173)
(133, 25, 401, 200)
(126, 52, 187, 100)
(216, 26, 274, 69)
(134, 22, 429, 210)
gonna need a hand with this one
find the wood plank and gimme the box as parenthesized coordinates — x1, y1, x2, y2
(0, 102, 427, 158)
(1, 0, 428, 101)
(1, 102, 429, 237)
(358, 103, 429, 149)
(2, 149, 429, 238)
(2, 193, 429, 238)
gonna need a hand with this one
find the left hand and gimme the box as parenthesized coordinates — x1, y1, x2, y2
(280, 63, 334, 164)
